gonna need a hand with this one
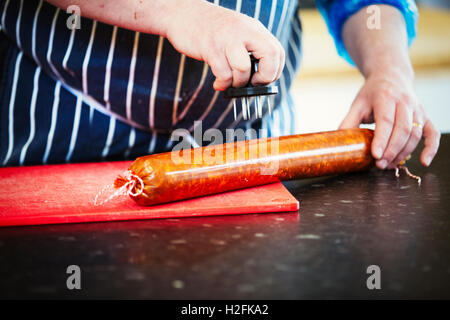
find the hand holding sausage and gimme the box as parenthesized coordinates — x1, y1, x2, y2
(340, 69, 440, 169)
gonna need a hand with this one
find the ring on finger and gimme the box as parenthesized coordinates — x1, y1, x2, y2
(412, 122, 423, 130)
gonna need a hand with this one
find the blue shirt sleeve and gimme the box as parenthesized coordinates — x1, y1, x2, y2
(315, 0, 419, 65)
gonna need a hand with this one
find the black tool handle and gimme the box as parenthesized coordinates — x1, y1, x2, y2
(223, 52, 279, 99)
(247, 53, 258, 87)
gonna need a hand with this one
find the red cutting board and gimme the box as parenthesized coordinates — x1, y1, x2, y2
(0, 161, 299, 227)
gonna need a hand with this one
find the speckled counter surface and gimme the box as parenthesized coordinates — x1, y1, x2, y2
(0, 136, 449, 299)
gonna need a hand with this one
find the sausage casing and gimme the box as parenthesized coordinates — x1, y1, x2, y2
(116, 128, 375, 206)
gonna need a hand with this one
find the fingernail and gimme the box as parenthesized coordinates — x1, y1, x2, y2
(377, 159, 388, 169)
(373, 147, 383, 159)
(424, 156, 432, 167)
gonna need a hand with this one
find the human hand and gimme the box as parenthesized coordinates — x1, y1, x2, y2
(165, 0, 285, 91)
(339, 68, 440, 169)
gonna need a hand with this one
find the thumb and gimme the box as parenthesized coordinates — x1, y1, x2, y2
(339, 99, 366, 129)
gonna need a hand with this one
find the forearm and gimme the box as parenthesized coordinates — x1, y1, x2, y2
(45, 0, 185, 37)
(342, 5, 414, 81)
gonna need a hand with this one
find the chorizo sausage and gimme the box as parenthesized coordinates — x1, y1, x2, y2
(115, 128, 375, 206)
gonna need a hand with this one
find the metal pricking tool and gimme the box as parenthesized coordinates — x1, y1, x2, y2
(224, 53, 278, 120)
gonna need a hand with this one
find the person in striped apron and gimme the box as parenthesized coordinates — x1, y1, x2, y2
(0, 0, 440, 169)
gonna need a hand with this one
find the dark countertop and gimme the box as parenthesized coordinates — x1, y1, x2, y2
(1, 135, 449, 299)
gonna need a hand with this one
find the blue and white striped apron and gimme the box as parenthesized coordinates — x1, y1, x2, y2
(0, 0, 302, 166)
